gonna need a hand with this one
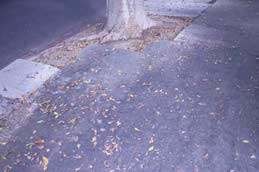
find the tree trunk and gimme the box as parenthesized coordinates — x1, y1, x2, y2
(104, 0, 156, 41)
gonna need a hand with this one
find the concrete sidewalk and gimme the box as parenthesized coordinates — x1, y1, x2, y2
(0, 0, 258, 171)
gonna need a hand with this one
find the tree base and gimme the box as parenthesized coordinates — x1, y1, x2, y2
(81, 15, 191, 49)
(81, 28, 146, 43)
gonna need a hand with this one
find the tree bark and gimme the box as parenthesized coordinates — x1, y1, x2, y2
(104, 0, 156, 40)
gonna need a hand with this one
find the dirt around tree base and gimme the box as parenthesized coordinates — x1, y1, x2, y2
(29, 22, 105, 69)
(102, 15, 192, 51)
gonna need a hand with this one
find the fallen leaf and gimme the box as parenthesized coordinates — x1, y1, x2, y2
(0, 142, 7, 146)
(26, 143, 33, 150)
(91, 136, 97, 147)
(198, 102, 206, 106)
(134, 127, 140, 132)
(83, 79, 91, 84)
(75, 167, 81, 172)
(34, 139, 45, 144)
(37, 145, 45, 150)
(148, 146, 154, 152)
(73, 136, 79, 142)
(149, 137, 154, 144)
(0, 153, 7, 160)
(242, 140, 249, 144)
(37, 120, 45, 124)
(203, 152, 209, 160)
(250, 154, 256, 159)
(68, 117, 77, 124)
(42, 156, 49, 171)
(148, 64, 153, 71)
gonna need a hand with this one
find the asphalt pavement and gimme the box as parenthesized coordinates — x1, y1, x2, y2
(0, 0, 106, 69)
(0, 0, 258, 171)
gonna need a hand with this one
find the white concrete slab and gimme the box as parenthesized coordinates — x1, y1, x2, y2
(0, 59, 59, 99)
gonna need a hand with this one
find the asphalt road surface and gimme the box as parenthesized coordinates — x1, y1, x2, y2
(0, 0, 106, 69)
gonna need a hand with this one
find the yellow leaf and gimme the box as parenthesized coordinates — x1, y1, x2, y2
(42, 156, 49, 171)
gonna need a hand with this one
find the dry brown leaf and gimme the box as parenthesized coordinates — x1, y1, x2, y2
(34, 139, 45, 144)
